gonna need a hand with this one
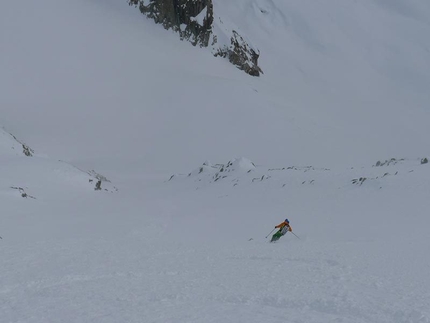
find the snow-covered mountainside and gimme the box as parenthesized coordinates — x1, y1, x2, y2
(2, 0, 430, 172)
(1, 0, 430, 322)
(0, 128, 117, 201)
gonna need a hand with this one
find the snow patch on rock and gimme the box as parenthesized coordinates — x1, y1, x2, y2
(169, 157, 430, 192)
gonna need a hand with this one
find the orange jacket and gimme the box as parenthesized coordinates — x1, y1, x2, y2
(276, 221, 292, 231)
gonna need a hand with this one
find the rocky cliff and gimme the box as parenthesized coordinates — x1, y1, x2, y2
(128, 0, 262, 76)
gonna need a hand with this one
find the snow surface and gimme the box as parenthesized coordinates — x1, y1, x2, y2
(1, 0, 430, 322)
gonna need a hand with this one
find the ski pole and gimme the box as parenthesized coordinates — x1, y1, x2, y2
(290, 231, 300, 240)
(265, 228, 276, 239)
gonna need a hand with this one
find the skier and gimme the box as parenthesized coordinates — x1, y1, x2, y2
(270, 218, 292, 242)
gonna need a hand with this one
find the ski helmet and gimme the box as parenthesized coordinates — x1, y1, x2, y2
(285, 218, 289, 223)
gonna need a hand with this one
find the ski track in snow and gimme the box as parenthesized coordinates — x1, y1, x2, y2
(1, 237, 429, 323)
(1, 158, 430, 322)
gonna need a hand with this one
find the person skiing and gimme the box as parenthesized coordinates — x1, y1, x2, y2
(270, 218, 292, 242)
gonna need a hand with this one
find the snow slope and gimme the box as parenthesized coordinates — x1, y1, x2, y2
(0, 128, 116, 203)
(1, 0, 430, 322)
(2, 0, 430, 172)
(2, 154, 430, 322)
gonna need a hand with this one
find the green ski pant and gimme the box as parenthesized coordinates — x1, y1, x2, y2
(271, 231, 283, 242)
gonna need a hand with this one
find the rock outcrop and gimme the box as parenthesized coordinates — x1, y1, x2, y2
(129, 0, 213, 46)
(214, 31, 262, 77)
(129, 0, 262, 76)
(1, 129, 34, 157)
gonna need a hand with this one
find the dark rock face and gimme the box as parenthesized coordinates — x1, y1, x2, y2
(129, 0, 262, 76)
(22, 143, 33, 156)
(94, 180, 102, 191)
(129, 0, 213, 46)
(214, 31, 262, 77)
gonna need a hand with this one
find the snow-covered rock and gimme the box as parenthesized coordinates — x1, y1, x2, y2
(170, 157, 430, 192)
(175, 157, 256, 182)
(128, 0, 262, 76)
(0, 128, 34, 157)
